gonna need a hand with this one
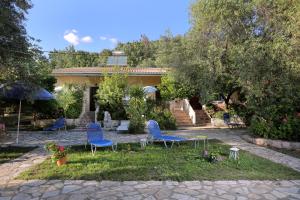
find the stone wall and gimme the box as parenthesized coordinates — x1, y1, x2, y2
(242, 135, 300, 150)
(211, 118, 226, 127)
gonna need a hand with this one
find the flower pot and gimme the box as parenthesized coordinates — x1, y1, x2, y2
(56, 157, 67, 166)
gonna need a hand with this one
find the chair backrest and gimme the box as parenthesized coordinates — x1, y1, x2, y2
(52, 117, 66, 128)
(223, 113, 230, 124)
(147, 120, 162, 138)
(55, 117, 65, 127)
(87, 123, 103, 141)
(120, 120, 130, 126)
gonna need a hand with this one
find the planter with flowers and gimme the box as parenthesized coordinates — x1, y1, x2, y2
(45, 142, 68, 166)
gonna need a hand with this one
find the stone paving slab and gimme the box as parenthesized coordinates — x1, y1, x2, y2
(0, 180, 299, 200)
(0, 131, 147, 147)
(0, 147, 48, 182)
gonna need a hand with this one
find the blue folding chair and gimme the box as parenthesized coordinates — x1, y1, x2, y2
(44, 117, 66, 131)
(147, 120, 186, 148)
(86, 123, 116, 155)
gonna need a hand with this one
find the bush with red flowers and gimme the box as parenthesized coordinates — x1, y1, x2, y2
(45, 142, 68, 162)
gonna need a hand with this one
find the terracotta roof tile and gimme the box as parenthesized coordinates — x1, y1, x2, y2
(52, 67, 167, 76)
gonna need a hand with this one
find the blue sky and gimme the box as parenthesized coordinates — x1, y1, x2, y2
(26, 0, 191, 53)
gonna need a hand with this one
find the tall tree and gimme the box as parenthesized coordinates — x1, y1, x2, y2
(183, 0, 300, 139)
(116, 35, 158, 67)
(49, 46, 109, 68)
(0, 0, 32, 64)
(182, 0, 256, 105)
(155, 31, 189, 68)
(98, 49, 112, 66)
(0, 0, 44, 84)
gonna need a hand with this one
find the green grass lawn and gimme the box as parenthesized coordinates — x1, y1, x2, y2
(18, 140, 300, 181)
(0, 146, 36, 164)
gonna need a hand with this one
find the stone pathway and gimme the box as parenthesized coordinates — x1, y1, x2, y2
(0, 148, 48, 183)
(0, 130, 147, 147)
(0, 128, 300, 199)
(0, 179, 300, 200)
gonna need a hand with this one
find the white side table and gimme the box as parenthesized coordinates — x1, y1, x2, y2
(140, 138, 147, 149)
(229, 147, 239, 160)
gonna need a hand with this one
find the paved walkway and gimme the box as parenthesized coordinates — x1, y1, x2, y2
(1, 179, 300, 200)
(0, 128, 300, 199)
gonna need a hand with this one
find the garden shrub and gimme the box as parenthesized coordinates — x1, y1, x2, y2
(250, 117, 271, 139)
(147, 107, 177, 130)
(144, 98, 156, 117)
(212, 111, 226, 119)
(203, 103, 215, 118)
(56, 84, 83, 118)
(96, 73, 127, 120)
(250, 116, 300, 141)
(158, 74, 196, 101)
(126, 86, 146, 134)
(33, 100, 59, 119)
(231, 104, 253, 126)
(66, 85, 83, 118)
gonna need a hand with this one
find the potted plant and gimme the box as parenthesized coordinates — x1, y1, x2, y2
(208, 152, 219, 163)
(45, 142, 68, 166)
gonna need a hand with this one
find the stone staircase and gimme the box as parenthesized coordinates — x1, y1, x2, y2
(172, 110, 193, 127)
(195, 110, 211, 126)
(172, 109, 211, 127)
(72, 111, 94, 131)
(170, 99, 212, 127)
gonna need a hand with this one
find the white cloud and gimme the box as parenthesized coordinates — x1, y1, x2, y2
(109, 38, 118, 45)
(99, 35, 119, 47)
(81, 36, 93, 43)
(63, 30, 80, 45)
(64, 30, 94, 45)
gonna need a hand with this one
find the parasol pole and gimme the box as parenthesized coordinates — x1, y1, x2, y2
(16, 100, 22, 144)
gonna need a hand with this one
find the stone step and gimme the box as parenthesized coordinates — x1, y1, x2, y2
(172, 109, 212, 127)
(171, 110, 193, 127)
(174, 117, 191, 120)
(176, 123, 193, 127)
(195, 110, 211, 125)
(196, 114, 210, 118)
(195, 123, 211, 126)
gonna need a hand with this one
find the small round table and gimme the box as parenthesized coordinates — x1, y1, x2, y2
(229, 147, 239, 160)
(140, 138, 147, 149)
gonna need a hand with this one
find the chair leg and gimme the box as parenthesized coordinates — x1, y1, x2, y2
(170, 141, 175, 148)
(112, 144, 118, 151)
(163, 140, 168, 148)
(91, 145, 97, 155)
(90, 144, 94, 155)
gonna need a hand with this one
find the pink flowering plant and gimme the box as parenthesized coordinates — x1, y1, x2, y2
(45, 142, 68, 162)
